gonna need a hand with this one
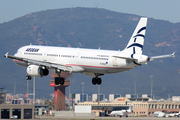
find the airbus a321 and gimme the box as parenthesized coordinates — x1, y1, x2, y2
(4, 17, 175, 85)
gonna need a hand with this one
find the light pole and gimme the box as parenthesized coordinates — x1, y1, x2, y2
(98, 85, 100, 106)
(150, 75, 154, 99)
(69, 85, 71, 110)
(81, 83, 84, 102)
(27, 79, 29, 104)
(134, 79, 136, 95)
(33, 77, 35, 105)
(14, 82, 16, 97)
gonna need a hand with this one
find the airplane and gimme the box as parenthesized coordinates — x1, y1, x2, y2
(153, 111, 165, 117)
(4, 17, 175, 85)
(110, 106, 132, 117)
(166, 111, 180, 117)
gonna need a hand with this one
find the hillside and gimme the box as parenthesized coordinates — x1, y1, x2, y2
(0, 7, 180, 99)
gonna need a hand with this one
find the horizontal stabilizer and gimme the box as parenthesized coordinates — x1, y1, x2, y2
(112, 55, 136, 60)
(150, 52, 175, 60)
(112, 53, 139, 60)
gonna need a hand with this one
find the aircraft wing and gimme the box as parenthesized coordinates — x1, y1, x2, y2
(4, 52, 73, 72)
(150, 52, 175, 61)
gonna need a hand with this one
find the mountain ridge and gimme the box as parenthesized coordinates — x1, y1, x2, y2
(0, 7, 179, 99)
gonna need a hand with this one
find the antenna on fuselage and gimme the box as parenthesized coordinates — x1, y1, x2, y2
(30, 43, 32, 45)
(98, 47, 100, 50)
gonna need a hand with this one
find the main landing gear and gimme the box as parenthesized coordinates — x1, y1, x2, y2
(92, 74, 103, 85)
(55, 77, 65, 85)
(54, 69, 65, 85)
(92, 77, 102, 85)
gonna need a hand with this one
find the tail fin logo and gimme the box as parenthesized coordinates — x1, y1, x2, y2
(123, 17, 148, 55)
(127, 26, 146, 51)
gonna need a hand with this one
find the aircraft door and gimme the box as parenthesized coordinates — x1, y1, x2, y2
(113, 57, 118, 66)
(76, 53, 80, 64)
(43, 49, 49, 61)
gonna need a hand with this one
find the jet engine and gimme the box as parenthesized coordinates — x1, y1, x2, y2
(134, 55, 150, 65)
(26, 65, 49, 77)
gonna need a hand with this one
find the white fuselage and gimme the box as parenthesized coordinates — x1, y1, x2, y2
(14, 45, 138, 75)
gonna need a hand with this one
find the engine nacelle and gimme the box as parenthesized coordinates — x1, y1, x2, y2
(27, 65, 49, 77)
(134, 55, 150, 64)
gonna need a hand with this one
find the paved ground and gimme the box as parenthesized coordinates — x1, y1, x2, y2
(35, 116, 180, 120)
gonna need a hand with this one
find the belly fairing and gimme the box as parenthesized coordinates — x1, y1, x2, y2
(13, 59, 28, 67)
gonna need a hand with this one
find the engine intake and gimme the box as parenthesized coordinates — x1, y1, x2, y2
(27, 65, 49, 77)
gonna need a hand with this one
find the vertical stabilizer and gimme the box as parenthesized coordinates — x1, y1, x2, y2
(123, 17, 147, 54)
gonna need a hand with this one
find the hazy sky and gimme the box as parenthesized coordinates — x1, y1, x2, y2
(0, 0, 180, 23)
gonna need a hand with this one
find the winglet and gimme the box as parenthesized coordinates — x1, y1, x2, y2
(4, 52, 9, 58)
(172, 52, 175, 58)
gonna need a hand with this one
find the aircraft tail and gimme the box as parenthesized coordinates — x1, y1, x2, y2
(123, 17, 148, 54)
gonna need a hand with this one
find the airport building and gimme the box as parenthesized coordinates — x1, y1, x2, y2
(75, 94, 88, 103)
(92, 94, 105, 102)
(109, 94, 121, 101)
(78, 94, 180, 116)
(75, 94, 105, 103)
(0, 104, 34, 119)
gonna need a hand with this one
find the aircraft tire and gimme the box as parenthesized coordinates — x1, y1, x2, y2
(55, 77, 60, 85)
(97, 78, 102, 85)
(60, 77, 65, 85)
(26, 76, 31, 80)
(92, 78, 96, 85)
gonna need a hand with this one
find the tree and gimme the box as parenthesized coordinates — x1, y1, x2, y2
(44, 98, 54, 110)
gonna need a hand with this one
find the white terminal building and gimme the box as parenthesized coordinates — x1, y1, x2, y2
(74, 93, 180, 117)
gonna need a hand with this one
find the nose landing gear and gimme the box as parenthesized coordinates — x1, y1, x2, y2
(26, 75, 31, 80)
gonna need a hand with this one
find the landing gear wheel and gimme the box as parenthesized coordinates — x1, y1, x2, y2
(92, 78, 97, 85)
(55, 77, 60, 85)
(26, 76, 31, 80)
(92, 77, 102, 85)
(55, 77, 65, 85)
(97, 78, 102, 85)
(60, 78, 65, 85)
